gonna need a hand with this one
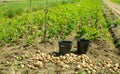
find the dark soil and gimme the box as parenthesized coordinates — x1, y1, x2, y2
(0, 38, 120, 74)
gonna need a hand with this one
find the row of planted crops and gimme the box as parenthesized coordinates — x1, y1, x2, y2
(0, 0, 119, 46)
(0, 0, 69, 19)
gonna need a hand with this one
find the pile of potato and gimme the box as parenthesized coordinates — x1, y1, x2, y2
(16, 51, 120, 74)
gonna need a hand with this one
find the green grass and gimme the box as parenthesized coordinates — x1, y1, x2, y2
(110, 0, 120, 4)
(0, 0, 69, 19)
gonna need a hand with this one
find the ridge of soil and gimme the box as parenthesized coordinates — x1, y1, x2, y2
(103, 0, 120, 19)
(102, 0, 120, 54)
(0, 38, 120, 74)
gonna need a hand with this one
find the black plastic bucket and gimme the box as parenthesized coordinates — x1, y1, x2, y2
(77, 38, 90, 54)
(58, 41, 72, 55)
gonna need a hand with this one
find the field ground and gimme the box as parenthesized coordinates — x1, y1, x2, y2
(104, 0, 120, 18)
(0, 38, 120, 74)
(0, 0, 120, 74)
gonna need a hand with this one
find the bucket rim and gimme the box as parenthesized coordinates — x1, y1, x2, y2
(58, 40, 72, 43)
(77, 38, 90, 42)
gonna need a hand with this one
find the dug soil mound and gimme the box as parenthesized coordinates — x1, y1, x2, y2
(0, 38, 120, 74)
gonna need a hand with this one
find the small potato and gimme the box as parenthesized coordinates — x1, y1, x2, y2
(77, 65, 81, 69)
(92, 70, 96, 73)
(115, 63, 119, 67)
(34, 61, 43, 68)
(64, 64, 70, 69)
(20, 64, 24, 68)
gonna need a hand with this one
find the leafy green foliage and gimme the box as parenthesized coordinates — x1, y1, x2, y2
(0, 0, 113, 46)
(110, 0, 120, 4)
(116, 41, 120, 47)
(78, 71, 86, 74)
(0, 0, 69, 19)
(78, 26, 100, 40)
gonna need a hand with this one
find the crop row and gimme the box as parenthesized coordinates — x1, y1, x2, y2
(102, 2, 120, 47)
(0, 0, 69, 19)
(0, 0, 112, 46)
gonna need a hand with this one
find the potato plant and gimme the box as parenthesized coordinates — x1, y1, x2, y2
(0, 0, 69, 19)
(0, 0, 114, 46)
